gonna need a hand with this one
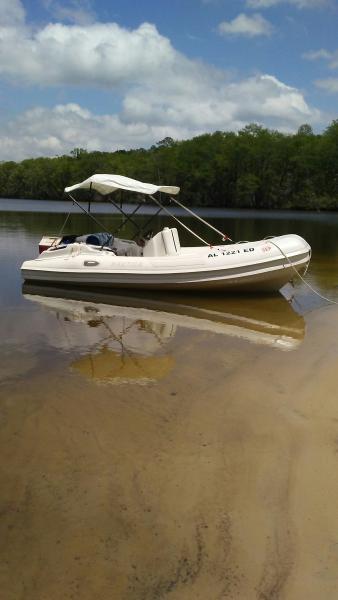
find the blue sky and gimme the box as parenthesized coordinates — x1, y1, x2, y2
(0, 0, 337, 160)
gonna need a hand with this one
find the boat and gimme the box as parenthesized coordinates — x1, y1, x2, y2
(21, 174, 311, 292)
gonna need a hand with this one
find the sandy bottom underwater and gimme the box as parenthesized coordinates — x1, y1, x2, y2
(1, 301, 338, 599)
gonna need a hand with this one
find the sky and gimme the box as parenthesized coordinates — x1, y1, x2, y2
(0, 0, 337, 160)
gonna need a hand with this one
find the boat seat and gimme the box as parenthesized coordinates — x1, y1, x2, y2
(111, 237, 142, 257)
(143, 228, 180, 257)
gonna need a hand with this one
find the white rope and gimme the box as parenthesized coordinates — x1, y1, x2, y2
(268, 239, 338, 306)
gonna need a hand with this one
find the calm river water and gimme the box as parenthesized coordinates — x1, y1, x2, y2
(1, 200, 338, 599)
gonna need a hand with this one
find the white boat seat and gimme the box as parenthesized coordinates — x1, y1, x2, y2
(112, 238, 142, 257)
(143, 228, 180, 257)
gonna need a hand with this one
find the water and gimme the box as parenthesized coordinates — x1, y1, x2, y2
(1, 201, 338, 599)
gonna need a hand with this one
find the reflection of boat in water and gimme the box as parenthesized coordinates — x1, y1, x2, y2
(72, 348, 174, 384)
(23, 284, 177, 384)
(23, 283, 305, 357)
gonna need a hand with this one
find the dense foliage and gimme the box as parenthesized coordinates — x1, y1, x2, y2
(1, 121, 338, 209)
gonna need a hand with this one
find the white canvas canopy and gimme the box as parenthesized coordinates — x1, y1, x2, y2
(64, 174, 180, 196)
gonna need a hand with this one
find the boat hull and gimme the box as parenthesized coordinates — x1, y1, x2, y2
(21, 235, 311, 293)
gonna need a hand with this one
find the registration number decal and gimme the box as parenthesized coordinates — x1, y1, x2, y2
(208, 248, 255, 258)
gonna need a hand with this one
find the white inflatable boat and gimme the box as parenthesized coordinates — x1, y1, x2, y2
(21, 174, 311, 292)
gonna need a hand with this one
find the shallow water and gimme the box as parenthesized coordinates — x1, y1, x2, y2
(1, 203, 338, 599)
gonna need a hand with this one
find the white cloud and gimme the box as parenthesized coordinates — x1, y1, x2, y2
(0, 20, 177, 87)
(41, 0, 96, 25)
(0, 74, 321, 160)
(218, 13, 273, 37)
(222, 74, 319, 128)
(302, 49, 333, 60)
(0, 103, 191, 161)
(247, 0, 328, 7)
(0, 0, 25, 27)
(303, 48, 338, 69)
(315, 78, 338, 93)
(303, 47, 338, 95)
(0, 0, 322, 159)
(328, 55, 338, 70)
(121, 73, 318, 132)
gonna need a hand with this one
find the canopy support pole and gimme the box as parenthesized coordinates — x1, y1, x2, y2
(88, 182, 92, 213)
(113, 201, 144, 237)
(68, 194, 113, 236)
(169, 196, 232, 242)
(149, 195, 210, 246)
(108, 197, 141, 232)
(132, 205, 164, 240)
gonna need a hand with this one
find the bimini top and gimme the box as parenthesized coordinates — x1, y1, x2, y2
(64, 174, 180, 196)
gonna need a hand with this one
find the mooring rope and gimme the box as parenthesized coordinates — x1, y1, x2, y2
(268, 239, 338, 306)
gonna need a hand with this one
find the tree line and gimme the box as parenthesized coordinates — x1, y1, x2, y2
(1, 121, 338, 209)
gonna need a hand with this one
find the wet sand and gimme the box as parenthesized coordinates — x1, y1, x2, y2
(1, 297, 338, 600)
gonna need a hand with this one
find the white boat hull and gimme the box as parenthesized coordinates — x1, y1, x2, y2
(21, 234, 311, 292)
